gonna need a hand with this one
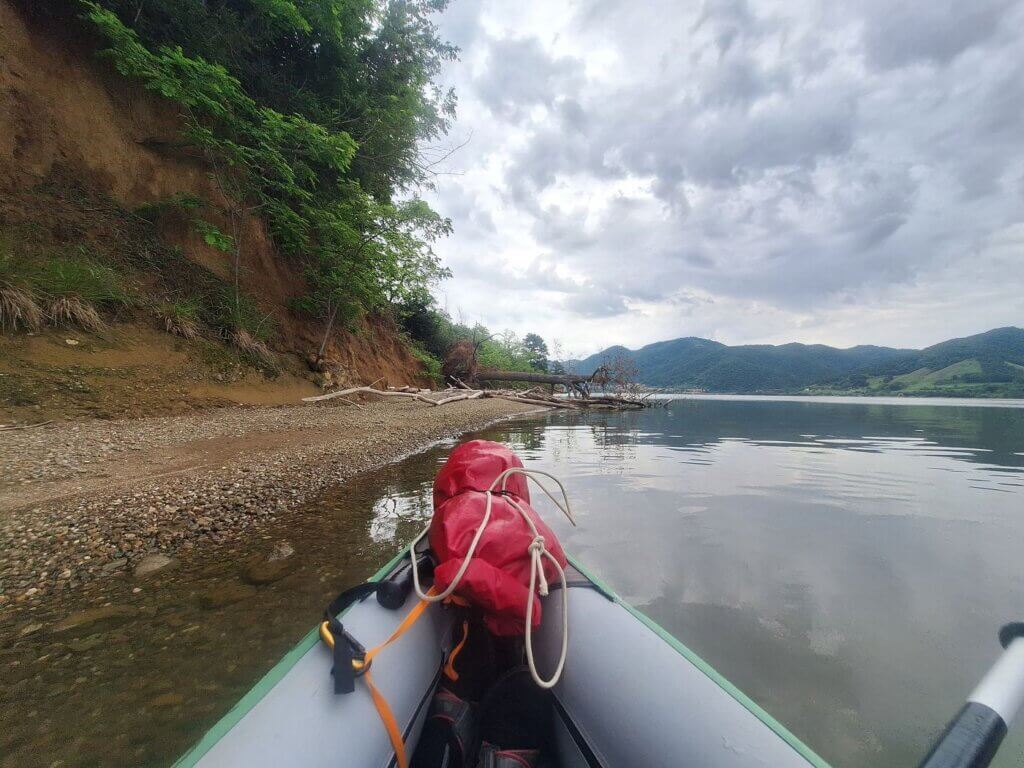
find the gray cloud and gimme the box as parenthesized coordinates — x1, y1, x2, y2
(474, 36, 585, 119)
(564, 287, 629, 318)
(861, 0, 1016, 69)
(427, 0, 1024, 353)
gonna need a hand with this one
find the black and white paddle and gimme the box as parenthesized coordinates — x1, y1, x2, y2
(919, 623, 1024, 768)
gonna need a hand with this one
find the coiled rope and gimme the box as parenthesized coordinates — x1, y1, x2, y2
(408, 467, 577, 689)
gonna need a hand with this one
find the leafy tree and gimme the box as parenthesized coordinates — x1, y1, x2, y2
(523, 332, 549, 372)
(45, 0, 457, 346)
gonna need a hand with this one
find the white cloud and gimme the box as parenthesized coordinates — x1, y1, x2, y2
(424, 0, 1024, 356)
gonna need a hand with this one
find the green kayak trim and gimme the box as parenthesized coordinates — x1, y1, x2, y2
(174, 548, 832, 768)
(172, 549, 408, 768)
(566, 554, 833, 768)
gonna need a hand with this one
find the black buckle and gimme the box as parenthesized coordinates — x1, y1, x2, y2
(328, 618, 370, 694)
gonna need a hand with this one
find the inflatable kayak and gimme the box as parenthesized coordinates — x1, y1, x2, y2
(175, 442, 1024, 768)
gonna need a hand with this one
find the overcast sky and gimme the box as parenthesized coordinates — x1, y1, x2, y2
(423, 0, 1024, 357)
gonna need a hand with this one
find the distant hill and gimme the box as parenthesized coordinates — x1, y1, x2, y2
(565, 327, 1024, 397)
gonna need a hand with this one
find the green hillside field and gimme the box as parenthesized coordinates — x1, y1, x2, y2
(567, 328, 1024, 398)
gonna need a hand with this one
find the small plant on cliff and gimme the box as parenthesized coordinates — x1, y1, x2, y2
(208, 289, 278, 368)
(48, 295, 105, 331)
(31, 254, 131, 308)
(157, 298, 202, 340)
(192, 220, 234, 254)
(1, 242, 43, 332)
(133, 193, 203, 222)
(0, 240, 131, 331)
(229, 328, 276, 368)
(0, 283, 45, 333)
(409, 343, 443, 385)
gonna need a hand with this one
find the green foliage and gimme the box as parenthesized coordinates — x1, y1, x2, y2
(397, 299, 554, 376)
(409, 343, 442, 384)
(157, 297, 202, 339)
(192, 219, 234, 253)
(476, 332, 535, 372)
(134, 193, 204, 221)
(212, 288, 274, 340)
(162, 297, 202, 323)
(397, 300, 467, 358)
(250, 0, 312, 34)
(74, 0, 456, 325)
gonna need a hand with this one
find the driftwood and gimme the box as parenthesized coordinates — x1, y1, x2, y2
(434, 390, 484, 406)
(0, 420, 53, 431)
(301, 383, 650, 411)
(303, 386, 483, 407)
(303, 386, 439, 405)
(482, 392, 581, 410)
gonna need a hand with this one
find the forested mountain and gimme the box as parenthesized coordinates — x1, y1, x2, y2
(567, 327, 1024, 397)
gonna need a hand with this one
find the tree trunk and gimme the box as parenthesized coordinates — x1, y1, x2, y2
(476, 370, 590, 386)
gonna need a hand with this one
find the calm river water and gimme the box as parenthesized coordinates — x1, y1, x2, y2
(3, 396, 1023, 768)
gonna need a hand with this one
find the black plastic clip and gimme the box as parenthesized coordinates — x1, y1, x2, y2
(328, 618, 368, 695)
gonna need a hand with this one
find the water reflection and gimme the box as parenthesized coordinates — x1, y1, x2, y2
(364, 398, 1024, 768)
(3, 398, 1022, 768)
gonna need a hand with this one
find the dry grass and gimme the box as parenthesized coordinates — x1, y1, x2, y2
(231, 328, 276, 365)
(0, 284, 45, 332)
(163, 313, 200, 340)
(157, 300, 202, 340)
(48, 295, 105, 331)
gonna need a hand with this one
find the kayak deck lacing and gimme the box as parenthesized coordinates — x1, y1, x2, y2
(409, 467, 577, 690)
(318, 587, 436, 768)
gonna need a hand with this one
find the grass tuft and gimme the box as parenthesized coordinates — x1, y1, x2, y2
(32, 255, 131, 307)
(48, 295, 105, 331)
(157, 299, 202, 340)
(0, 284, 45, 332)
(230, 328, 276, 365)
(1, 240, 131, 332)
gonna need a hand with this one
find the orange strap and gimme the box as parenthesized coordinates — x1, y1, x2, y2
(319, 592, 434, 768)
(361, 668, 407, 768)
(443, 620, 470, 681)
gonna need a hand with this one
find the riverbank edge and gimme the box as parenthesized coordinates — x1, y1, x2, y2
(0, 399, 546, 607)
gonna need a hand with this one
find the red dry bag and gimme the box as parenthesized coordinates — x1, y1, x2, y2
(428, 440, 567, 636)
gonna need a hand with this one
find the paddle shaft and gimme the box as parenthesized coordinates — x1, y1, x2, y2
(919, 625, 1024, 768)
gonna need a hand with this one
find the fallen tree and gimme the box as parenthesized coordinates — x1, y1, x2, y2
(476, 369, 594, 396)
(301, 385, 649, 410)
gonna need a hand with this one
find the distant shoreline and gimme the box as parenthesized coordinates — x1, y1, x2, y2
(651, 392, 1024, 407)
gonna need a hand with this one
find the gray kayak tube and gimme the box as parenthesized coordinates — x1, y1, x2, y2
(174, 551, 832, 768)
(535, 556, 831, 768)
(174, 552, 456, 768)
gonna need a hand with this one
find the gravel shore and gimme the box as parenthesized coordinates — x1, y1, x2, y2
(0, 398, 538, 604)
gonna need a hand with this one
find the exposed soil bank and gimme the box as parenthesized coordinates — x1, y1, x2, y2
(0, 397, 537, 605)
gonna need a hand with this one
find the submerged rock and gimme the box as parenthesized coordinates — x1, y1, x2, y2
(52, 605, 137, 635)
(68, 635, 106, 653)
(242, 540, 296, 585)
(148, 692, 185, 708)
(19, 622, 44, 637)
(101, 559, 127, 573)
(198, 582, 257, 609)
(133, 554, 179, 580)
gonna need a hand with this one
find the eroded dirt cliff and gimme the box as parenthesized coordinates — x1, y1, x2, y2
(0, 0, 430, 422)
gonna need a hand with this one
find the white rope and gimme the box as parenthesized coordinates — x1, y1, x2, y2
(409, 466, 577, 688)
